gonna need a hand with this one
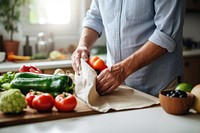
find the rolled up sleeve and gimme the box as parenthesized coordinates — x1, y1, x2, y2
(82, 0, 104, 36)
(149, 0, 186, 52)
(149, 29, 176, 52)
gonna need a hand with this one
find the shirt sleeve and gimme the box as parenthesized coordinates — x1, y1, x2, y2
(149, 0, 186, 52)
(82, 0, 104, 36)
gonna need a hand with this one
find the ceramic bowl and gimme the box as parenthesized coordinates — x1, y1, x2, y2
(159, 91, 194, 115)
(0, 52, 6, 62)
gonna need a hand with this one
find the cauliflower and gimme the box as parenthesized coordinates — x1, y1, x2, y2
(0, 89, 27, 114)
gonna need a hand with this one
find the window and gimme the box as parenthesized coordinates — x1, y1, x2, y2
(21, 0, 87, 36)
(29, 0, 71, 24)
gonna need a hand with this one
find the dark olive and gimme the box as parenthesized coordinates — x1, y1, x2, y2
(170, 93, 179, 98)
(166, 93, 170, 97)
(165, 90, 187, 98)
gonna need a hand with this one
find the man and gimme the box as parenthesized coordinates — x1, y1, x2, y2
(72, 0, 186, 96)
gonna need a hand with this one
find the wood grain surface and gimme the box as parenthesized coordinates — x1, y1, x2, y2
(0, 98, 99, 128)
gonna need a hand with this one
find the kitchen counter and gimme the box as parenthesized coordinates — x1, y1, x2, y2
(0, 54, 107, 73)
(183, 49, 200, 57)
(0, 106, 199, 133)
(0, 60, 72, 73)
(0, 51, 199, 73)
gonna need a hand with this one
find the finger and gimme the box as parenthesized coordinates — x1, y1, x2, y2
(72, 52, 81, 74)
(72, 61, 79, 73)
(81, 52, 89, 61)
(96, 68, 109, 84)
(71, 56, 78, 73)
(97, 82, 113, 95)
(96, 74, 106, 85)
(97, 75, 115, 94)
(75, 58, 81, 74)
(101, 84, 118, 95)
(81, 47, 89, 60)
(96, 72, 110, 88)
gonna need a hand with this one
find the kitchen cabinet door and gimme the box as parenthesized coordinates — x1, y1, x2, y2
(183, 56, 200, 86)
(186, 0, 200, 11)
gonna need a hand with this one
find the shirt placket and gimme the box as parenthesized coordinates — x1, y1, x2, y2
(113, 1, 122, 63)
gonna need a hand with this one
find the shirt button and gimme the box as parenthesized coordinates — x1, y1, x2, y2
(115, 12, 120, 17)
(116, 52, 120, 60)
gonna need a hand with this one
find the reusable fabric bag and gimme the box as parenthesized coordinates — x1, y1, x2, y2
(75, 59, 159, 112)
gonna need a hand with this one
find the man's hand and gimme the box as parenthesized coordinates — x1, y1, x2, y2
(96, 63, 127, 95)
(71, 45, 90, 74)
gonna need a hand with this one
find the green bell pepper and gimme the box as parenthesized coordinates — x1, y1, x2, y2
(10, 72, 74, 94)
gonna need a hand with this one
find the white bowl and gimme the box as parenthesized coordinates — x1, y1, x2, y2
(0, 52, 6, 62)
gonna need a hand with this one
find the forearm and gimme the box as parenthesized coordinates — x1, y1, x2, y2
(78, 27, 99, 49)
(121, 41, 167, 77)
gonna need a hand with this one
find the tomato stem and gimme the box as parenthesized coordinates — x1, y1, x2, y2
(62, 92, 70, 98)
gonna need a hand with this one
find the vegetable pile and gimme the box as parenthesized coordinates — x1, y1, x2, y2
(0, 65, 77, 114)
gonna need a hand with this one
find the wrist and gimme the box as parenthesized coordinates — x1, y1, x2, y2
(120, 54, 138, 77)
(112, 62, 130, 79)
(120, 62, 131, 78)
(78, 42, 89, 49)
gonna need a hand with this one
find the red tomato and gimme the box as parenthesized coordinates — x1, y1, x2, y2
(19, 65, 30, 72)
(29, 68, 41, 74)
(19, 65, 42, 73)
(25, 91, 43, 108)
(87, 56, 107, 72)
(29, 65, 42, 73)
(32, 93, 55, 112)
(55, 93, 77, 112)
(25, 92, 36, 108)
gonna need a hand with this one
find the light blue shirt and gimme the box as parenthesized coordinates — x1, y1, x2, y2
(83, 0, 186, 95)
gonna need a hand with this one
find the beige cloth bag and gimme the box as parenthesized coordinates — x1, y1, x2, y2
(75, 59, 160, 112)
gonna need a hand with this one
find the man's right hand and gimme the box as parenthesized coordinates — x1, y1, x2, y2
(71, 45, 90, 74)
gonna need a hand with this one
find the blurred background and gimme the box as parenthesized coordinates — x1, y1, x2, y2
(0, 0, 199, 56)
